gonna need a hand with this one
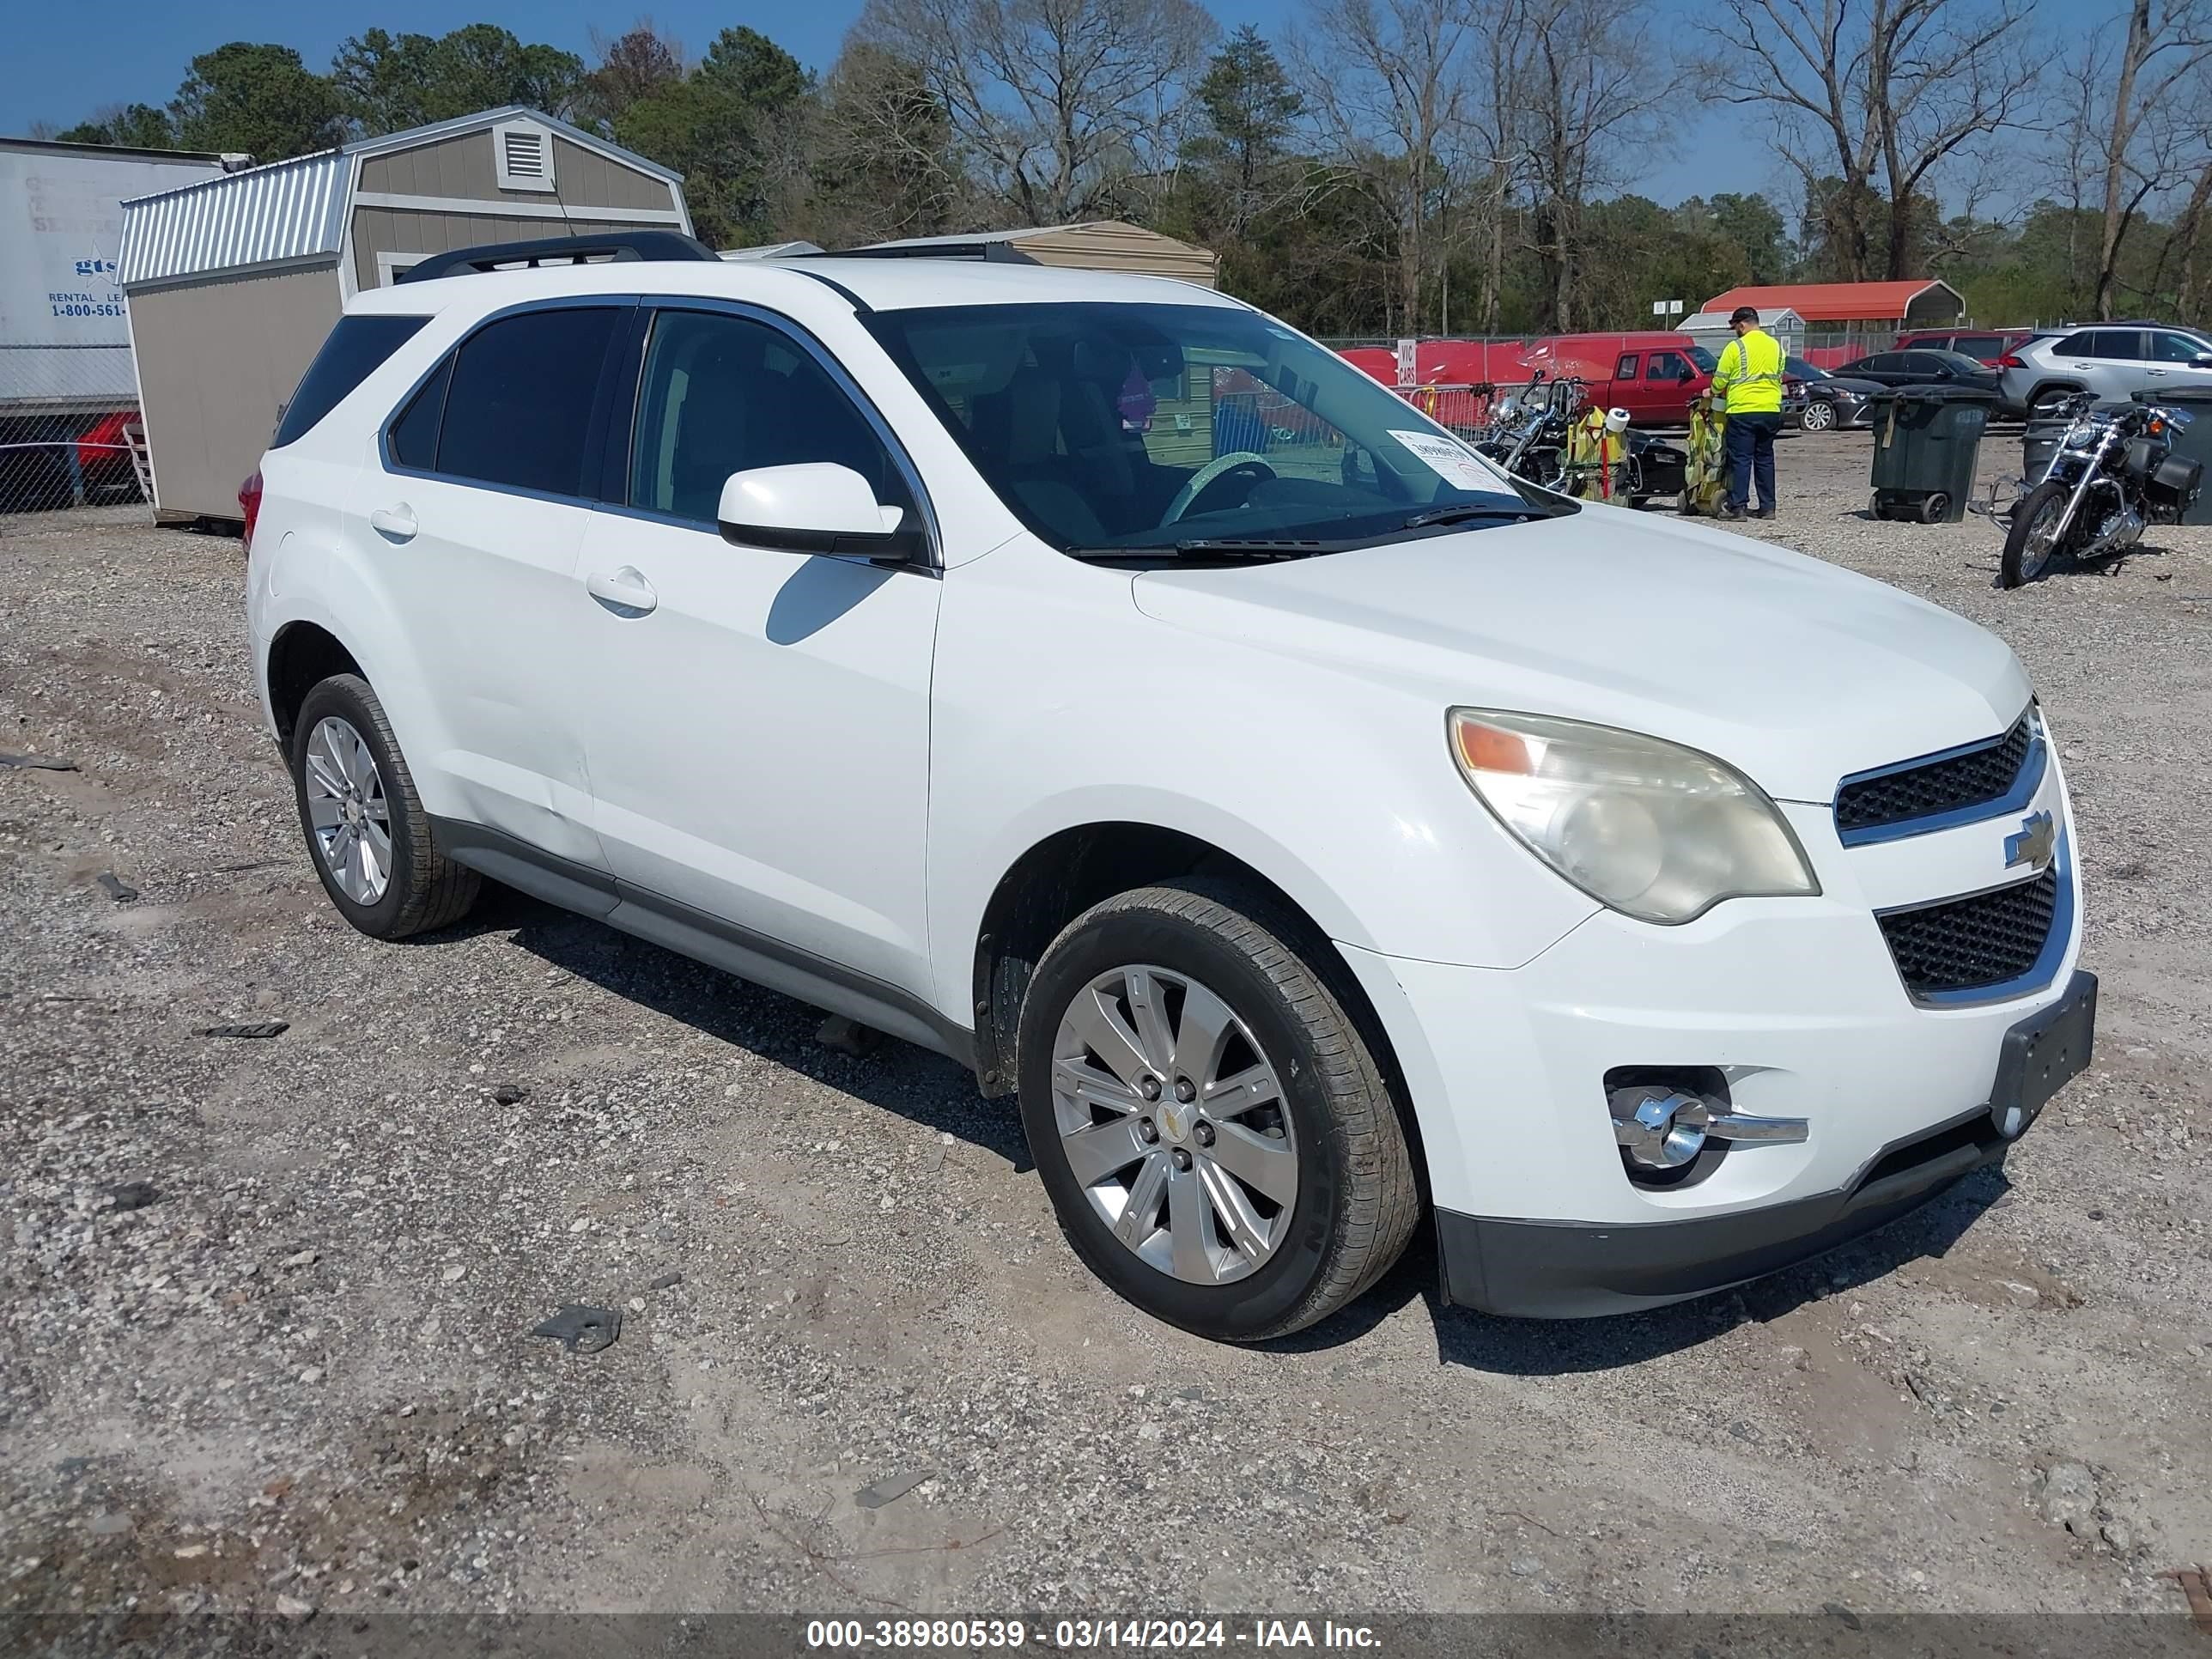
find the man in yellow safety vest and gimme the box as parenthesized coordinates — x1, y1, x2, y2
(1710, 305, 1784, 520)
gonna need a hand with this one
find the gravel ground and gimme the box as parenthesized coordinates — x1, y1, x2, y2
(2, 435, 2209, 1645)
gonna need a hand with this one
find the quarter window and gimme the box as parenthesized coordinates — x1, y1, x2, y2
(275, 314, 428, 447)
(628, 308, 908, 527)
(1614, 353, 1639, 379)
(434, 306, 623, 497)
(388, 356, 452, 471)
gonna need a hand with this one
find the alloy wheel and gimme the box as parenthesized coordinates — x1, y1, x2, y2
(1801, 399, 1835, 432)
(303, 715, 392, 904)
(1049, 964, 1298, 1285)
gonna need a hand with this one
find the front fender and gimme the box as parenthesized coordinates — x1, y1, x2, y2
(923, 542, 1598, 1026)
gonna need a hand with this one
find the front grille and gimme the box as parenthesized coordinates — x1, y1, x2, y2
(1836, 714, 2033, 837)
(1879, 867, 2059, 996)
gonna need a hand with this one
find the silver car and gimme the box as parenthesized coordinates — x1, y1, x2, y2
(2000, 325, 2212, 416)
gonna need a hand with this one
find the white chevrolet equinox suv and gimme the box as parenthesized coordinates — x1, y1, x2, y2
(244, 234, 2094, 1341)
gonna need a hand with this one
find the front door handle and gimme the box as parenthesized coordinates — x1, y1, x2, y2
(586, 565, 658, 616)
(369, 504, 417, 541)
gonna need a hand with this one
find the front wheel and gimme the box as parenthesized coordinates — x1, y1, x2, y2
(1017, 882, 1419, 1342)
(1800, 398, 1836, 433)
(2001, 478, 2072, 588)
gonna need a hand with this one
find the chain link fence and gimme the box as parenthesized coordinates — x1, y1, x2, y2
(0, 343, 151, 533)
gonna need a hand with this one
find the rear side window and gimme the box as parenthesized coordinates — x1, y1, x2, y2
(434, 307, 623, 497)
(274, 314, 428, 447)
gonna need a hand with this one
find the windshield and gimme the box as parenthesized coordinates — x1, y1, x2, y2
(862, 301, 1565, 558)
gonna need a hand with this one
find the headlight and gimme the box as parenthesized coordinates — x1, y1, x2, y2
(2063, 422, 2098, 449)
(1448, 708, 1820, 925)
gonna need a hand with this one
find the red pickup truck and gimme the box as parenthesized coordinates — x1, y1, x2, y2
(1344, 331, 1801, 428)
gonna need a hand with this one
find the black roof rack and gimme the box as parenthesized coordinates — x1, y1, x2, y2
(817, 240, 1039, 265)
(398, 232, 720, 284)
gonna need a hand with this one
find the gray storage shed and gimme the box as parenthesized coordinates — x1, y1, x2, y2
(118, 106, 689, 520)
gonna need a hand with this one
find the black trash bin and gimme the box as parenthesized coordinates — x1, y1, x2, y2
(1868, 386, 1997, 523)
(2130, 386, 2212, 525)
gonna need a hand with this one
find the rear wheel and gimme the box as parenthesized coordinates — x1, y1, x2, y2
(1018, 881, 1419, 1342)
(2001, 478, 2071, 588)
(291, 674, 479, 938)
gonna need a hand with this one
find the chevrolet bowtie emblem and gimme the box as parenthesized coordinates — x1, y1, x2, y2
(2004, 810, 2055, 872)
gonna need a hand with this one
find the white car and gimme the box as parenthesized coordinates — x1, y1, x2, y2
(244, 236, 2094, 1340)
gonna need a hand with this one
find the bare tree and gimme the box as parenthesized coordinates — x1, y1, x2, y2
(1292, 0, 1480, 335)
(1699, 0, 2038, 282)
(853, 0, 1216, 225)
(1466, 0, 1534, 333)
(810, 42, 970, 243)
(2081, 0, 2212, 318)
(1515, 0, 1670, 330)
(584, 17, 687, 128)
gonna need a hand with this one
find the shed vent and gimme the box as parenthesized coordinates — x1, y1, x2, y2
(495, 122, 555, 192)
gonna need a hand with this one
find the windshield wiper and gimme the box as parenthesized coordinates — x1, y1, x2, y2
(1069, 538, 1346, 562)
(1398, 503, 1559, 531)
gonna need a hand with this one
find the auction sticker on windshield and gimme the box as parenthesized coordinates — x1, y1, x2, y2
(1389, 428, 1496, 491)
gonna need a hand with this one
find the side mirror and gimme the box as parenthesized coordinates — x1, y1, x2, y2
(717, 464, 920, 562)
(1677, 365, 1696, 383)
(2193, 351, 2212, 368)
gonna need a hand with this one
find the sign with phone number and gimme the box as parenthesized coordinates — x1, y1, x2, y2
(50, 291, 126, 319)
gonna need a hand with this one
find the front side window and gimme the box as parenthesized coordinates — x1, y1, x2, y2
(276, 314, 428, 447)
(434, 306, 623, 497)
(863, 301, 1563, 557)
(628, 308, 909, 527)
(1646, 350, 1689, 381)
(2152, 331, 2209, 363)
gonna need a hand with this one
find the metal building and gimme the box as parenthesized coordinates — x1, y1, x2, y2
(845, 222, 1218, 288)
(118, 107, 690, 521)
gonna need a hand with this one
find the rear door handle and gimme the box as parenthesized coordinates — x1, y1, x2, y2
(368, 504, 417, 541)
(586, 566, 658, 616)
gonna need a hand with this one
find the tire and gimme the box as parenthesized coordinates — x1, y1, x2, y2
(2000, 478, 2071, 588)
(290, 673, 479, 939)
(1017, 880, 1419, 1342)
(1800, 398, 1836, 433)
(1919, 491, 1951, 524)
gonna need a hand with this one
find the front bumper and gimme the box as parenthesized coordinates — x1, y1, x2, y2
(1437, 969, 2093, 1316)
(1333, 736, 2085, 1316)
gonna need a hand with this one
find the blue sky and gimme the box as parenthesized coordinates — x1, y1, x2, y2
(1, 0, 1784, 208)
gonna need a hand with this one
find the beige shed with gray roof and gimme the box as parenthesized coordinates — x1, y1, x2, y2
(118, 107, 689, 520)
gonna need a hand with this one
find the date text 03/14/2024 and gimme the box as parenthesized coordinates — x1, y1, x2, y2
(804, 1619, 1383, 1649)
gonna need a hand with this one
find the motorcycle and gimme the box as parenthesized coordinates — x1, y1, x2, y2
(1473, 371, 1688, 507)
(1997, 392, 2203, 587)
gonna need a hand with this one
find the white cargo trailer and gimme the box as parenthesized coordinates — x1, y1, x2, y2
(0, 137, 229, 509)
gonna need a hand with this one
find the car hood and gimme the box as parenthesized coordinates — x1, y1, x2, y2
(1129, 511, 2029, 802)
(1812, 376, 1884, 395)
